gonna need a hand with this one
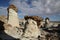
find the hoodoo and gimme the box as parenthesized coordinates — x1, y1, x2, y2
(7, 5, 20, 27)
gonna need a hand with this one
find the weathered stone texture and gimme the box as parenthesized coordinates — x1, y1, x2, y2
(24, 16, 43, 26)
(23, 19, 41, 38)
(7, 5, 20, 27)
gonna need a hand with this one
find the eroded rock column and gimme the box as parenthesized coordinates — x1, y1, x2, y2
(22, 19, 41, 38)
(7, 5, 20, 27)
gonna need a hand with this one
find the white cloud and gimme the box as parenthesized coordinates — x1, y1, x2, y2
(9, 0, 60, 16)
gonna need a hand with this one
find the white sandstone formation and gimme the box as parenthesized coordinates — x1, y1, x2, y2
(2, 5, 23, 39)
(23, 19, 41, 38)
(7, 5, 20, 27)
(4, 23, 23, 39)
(44, 17, 53, 28)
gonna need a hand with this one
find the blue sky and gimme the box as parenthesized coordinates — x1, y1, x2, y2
(0, 0, 60, 21)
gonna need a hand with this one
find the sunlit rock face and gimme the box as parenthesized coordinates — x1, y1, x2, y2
(23, 19, 41, 38)
(3, 23, 23, 39)
(4, 27, 22, 38)
(7, 5, 20, 27)
(2, 5, 22, 39)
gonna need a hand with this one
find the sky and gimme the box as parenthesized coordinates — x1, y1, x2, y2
(0, 0, 60, 21)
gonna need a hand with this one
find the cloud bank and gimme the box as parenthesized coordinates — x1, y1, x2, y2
(0, 0, 60, 21)
(9, 0, 60, 16)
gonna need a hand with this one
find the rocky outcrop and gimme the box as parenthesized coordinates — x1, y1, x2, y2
(24, 16, 43, 26)
(0, 4, 60, 40)
(22, 19, 41, 38)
